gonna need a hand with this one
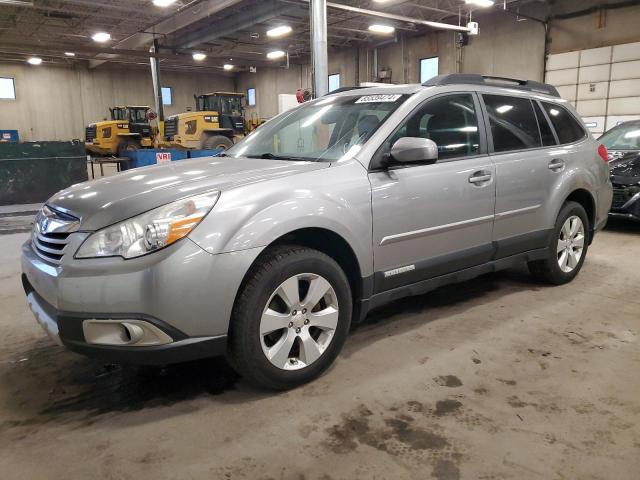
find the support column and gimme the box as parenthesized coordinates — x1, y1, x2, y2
(310, 0, 328, 97)
(149, 39, 164, 123)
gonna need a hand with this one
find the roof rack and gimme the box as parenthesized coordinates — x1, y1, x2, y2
(423, 74, 560, 98)
(324, 86, 369, 96)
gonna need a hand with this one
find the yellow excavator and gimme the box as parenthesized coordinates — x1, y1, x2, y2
(85, 106, 157, 156)
(164, 92, 247, 150)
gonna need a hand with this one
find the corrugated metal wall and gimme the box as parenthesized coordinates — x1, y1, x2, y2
(546, 41, 640, 136)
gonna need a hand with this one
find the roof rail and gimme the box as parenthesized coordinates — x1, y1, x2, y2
(423, 74, 560, 98)
(324, 86, 369, 96)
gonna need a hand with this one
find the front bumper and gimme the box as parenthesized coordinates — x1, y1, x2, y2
(609, 185, 640, 221)
(21, 236, 263, 364)
(24, 284, 226, 365)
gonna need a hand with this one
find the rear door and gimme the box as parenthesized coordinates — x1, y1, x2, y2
(369, 92, 496, 293)
(481, 93, 564, 257)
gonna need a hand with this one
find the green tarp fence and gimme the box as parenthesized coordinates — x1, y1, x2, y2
(0, 141, 88, 206)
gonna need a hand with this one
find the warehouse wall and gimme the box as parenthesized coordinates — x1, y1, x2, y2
(0, 63, 234, 141)
(461, 12, 546, 81)
(236, 64, 312, 120)
(549, 0, 640, 54)
(235, 9, 547, 121)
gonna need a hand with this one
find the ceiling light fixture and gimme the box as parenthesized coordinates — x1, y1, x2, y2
(266, 50, 286, 59)
(266, 25, 292, 38)
(368, 24, 395, 34)
(152, 0, 177, 6)
(64, 52, 75, 57)
(465, 0, 495, 7)
(223, 64, 234, 70)
(27, 56, 42, 65)
(92, 32, 111, 43)
(192, 52, 207, 61)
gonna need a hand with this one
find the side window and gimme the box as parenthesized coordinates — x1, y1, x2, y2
(483, 95, 541, 152)
(533, 101, 557, 146)
(389, 93, 481, 161)
(541, 102, 586, 144)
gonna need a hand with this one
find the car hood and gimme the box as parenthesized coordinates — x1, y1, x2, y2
(48, 157, 329, 231)
(609, 151, 640, 185)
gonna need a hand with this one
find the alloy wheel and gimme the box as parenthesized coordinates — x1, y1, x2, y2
(557, 215, 585, 273)
(259, 273, 339, 370)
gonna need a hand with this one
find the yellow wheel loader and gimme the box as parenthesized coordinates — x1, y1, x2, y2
(164, 92, 246, 150)
(85, 106, 156, 156)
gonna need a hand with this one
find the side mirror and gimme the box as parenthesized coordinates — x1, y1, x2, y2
(390, 137, 438, 164)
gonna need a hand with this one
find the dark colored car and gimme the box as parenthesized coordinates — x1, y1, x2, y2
(600, 121, 640, 220)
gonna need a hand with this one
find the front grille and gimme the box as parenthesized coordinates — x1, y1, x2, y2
(611, 187, 631, 210)
(31, 205, 80, 265)
(31, 231, 71, 265)
(86, 125, 97, 142)
(164, 118, 178, 138)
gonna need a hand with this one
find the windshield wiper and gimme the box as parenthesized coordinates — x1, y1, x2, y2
(246, 153, 306, 161)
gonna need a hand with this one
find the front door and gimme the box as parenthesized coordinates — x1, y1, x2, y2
(369, 93, 496, 293)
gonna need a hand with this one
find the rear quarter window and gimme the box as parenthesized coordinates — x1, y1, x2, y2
(541, 102, 586, 144)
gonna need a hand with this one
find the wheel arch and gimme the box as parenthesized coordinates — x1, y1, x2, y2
(564, 188, 596, 242)
(234, 227, 368, 321)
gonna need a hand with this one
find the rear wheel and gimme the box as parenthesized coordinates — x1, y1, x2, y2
(528, 201, 589, 284)
(228, 246, 352, 390)
(202, 135, 233, 150)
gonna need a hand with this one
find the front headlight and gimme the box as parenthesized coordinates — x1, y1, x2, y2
(75, 191, 220, 259)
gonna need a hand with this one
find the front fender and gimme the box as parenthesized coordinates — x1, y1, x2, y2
(188, 160, 374, 277)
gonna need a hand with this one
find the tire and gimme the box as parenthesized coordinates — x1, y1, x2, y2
(228, 245, 352, 390)
(528, 201, 590, 285)
(120, 138, 141, 152)
(202, 135, 233, 150)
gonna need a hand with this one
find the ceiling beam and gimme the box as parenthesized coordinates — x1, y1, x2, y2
(89, 0, 243, 68)
(169, 0, 291, 50)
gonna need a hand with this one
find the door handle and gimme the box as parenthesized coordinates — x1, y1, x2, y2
(469, 172, 492, 184)
(548, 158, 565, 172)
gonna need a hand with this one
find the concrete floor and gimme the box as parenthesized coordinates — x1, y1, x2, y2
(0, 220, 639, 480)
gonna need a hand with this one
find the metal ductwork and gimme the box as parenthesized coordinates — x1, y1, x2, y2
(171, 0, 288, 50)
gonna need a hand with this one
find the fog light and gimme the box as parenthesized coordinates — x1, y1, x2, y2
(83, 319, 173, 346)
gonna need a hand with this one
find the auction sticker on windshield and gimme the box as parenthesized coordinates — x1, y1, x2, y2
(355, 94, 402, 103)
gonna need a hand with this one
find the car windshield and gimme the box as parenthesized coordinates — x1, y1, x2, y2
(599, 123, 640, 150)
(225, 93, 408, 162)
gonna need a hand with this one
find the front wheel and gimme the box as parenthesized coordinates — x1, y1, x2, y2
(528, 201, 589, 284)
(202, 134, 233, 150)
(120, 138, 141, 152)
(228, 246, 352, 390)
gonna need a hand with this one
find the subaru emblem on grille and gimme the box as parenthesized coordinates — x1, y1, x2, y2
(36, 205, 80, 234)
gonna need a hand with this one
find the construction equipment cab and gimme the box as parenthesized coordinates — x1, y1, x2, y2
(85, 106, 155, 156)
(164, 92, 246, 150)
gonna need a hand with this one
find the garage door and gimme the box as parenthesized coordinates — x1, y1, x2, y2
(545, 42, 640, 136)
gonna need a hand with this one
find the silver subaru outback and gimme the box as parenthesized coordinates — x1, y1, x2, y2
(22, 75, 612, 389)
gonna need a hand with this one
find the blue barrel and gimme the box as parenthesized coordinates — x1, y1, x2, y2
(0, 130, 19, 143)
